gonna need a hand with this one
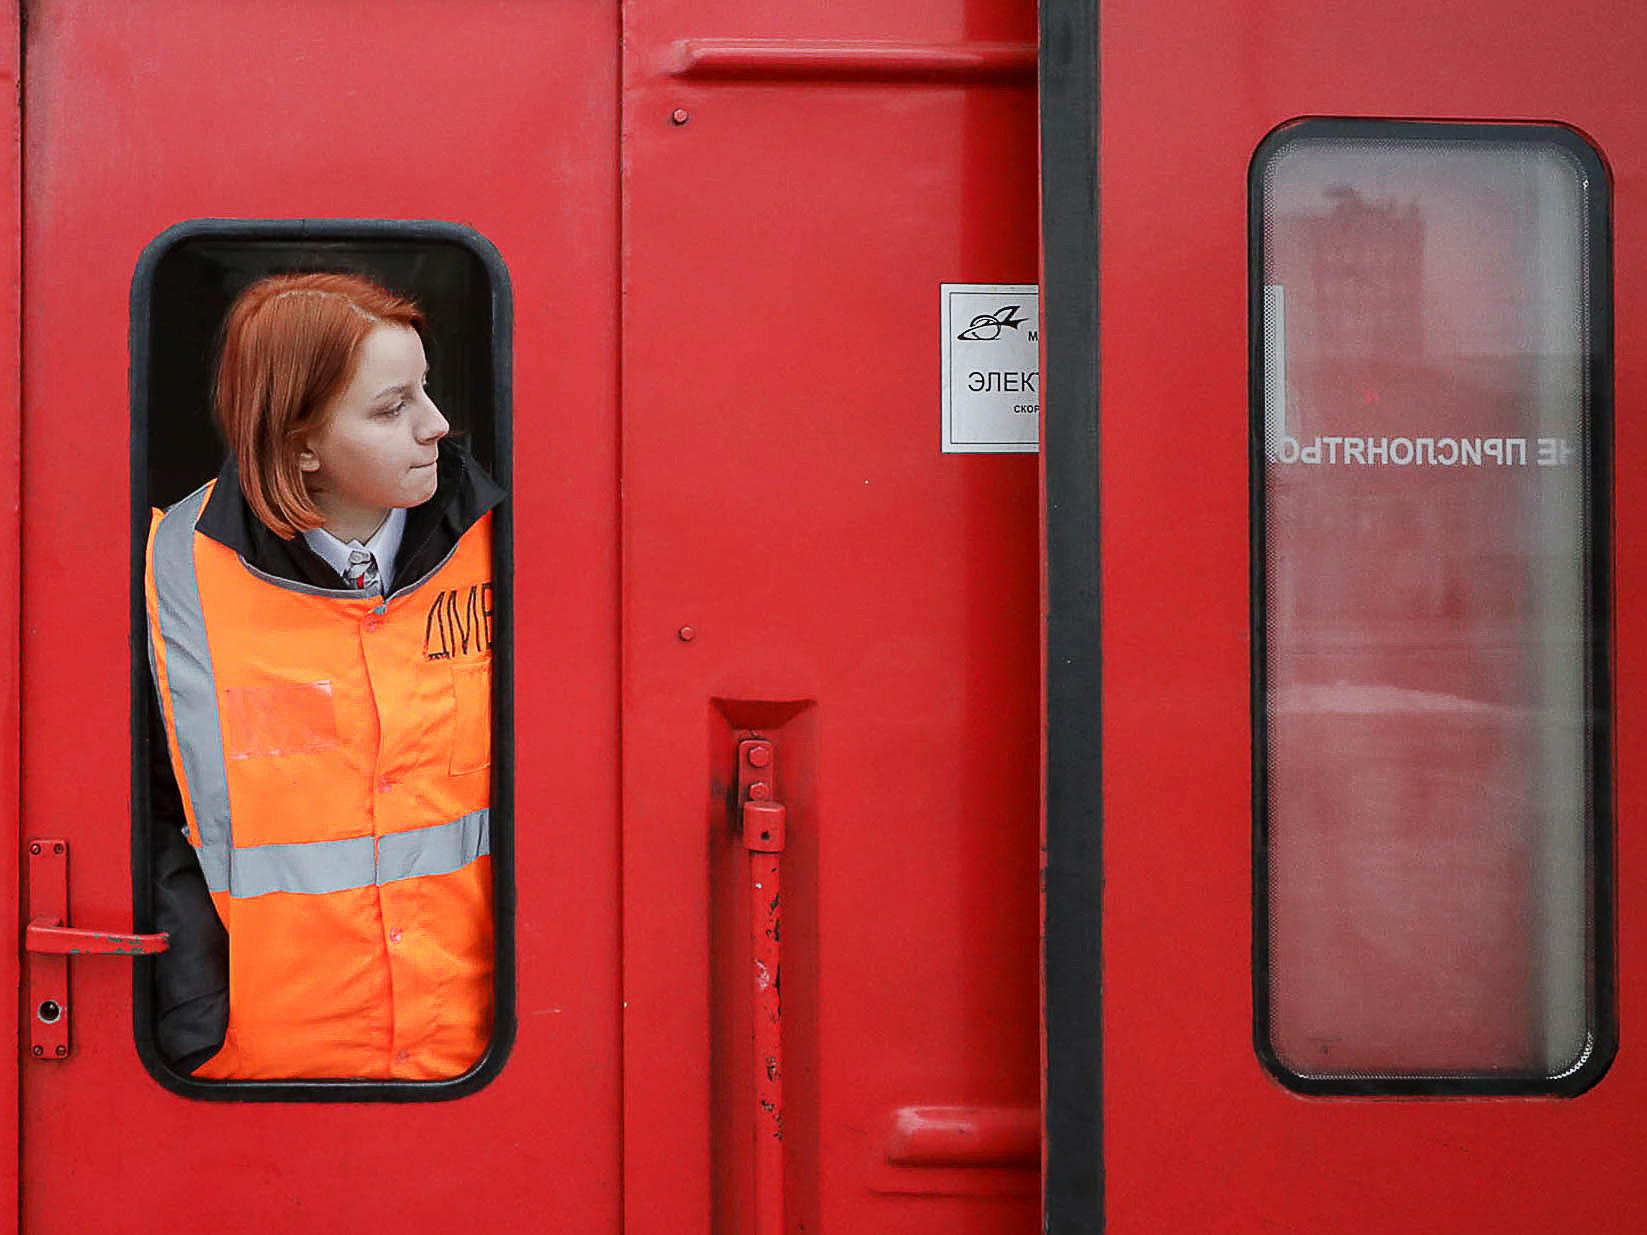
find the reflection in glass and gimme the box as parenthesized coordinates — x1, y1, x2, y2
(1258, 129, 1605, 1080)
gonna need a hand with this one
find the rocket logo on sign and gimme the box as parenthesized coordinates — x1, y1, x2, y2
(955, 305, 1027, 341)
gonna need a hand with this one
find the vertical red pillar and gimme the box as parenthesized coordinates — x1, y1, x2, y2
(0, 4, 20, 1228)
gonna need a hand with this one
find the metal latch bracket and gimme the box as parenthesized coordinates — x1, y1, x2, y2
(25, 838, 169, 1060)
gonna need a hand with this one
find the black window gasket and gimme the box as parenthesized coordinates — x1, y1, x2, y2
(129, 218, 516, 1101)
(1249, 118, 1616, 1097)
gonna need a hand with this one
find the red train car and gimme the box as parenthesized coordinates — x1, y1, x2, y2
(7, 3, 1041, 1233)
(0, 0, 1640, 1232)
(1046, 0, 1647, 1230)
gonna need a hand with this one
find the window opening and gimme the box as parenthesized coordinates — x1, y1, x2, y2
(1252, 121, 1613, 1095)
(131, 220, 515, 1100)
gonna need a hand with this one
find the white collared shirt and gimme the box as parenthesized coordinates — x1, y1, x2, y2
(302, 506, 408, 596)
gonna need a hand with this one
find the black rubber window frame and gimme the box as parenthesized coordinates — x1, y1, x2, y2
(1249, 118, 1616, 1098)
(129, 218, 517, 1102)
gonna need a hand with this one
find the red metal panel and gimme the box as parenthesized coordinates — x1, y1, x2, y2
(621, 2, 1040, 1232)
(19, 2, 619, 1229)
(1100, 0, 1647, 1228)
(0, 3, 18, 1228)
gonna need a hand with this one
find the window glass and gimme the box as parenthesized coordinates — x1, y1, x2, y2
(1254, 122, 1612, 1091)
(131, 222, 514, 1098)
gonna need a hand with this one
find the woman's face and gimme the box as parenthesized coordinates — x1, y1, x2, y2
(299, 323, 448, 540)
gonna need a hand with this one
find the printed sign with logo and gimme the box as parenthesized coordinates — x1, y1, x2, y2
(941, 282, 1040, 453)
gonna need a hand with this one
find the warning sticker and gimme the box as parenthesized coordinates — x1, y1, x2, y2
(941, 283, 1040, 454)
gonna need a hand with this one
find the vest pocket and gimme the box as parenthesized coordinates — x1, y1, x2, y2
(221, 680, 341, 759)
(449, 659, 492, 775)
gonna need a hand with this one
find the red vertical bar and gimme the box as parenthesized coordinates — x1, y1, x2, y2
(739, 740, 785, 1235)
(0, 1, 20, 1227)
(748, 846, 782, 1235)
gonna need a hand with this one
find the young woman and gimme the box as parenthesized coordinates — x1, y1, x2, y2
(145, 272, 502, 1080)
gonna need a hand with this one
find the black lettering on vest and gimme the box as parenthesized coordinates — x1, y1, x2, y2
(447, 589, 472, 655)
(424, 592, 452, 660)
(423, 584, 495, 660)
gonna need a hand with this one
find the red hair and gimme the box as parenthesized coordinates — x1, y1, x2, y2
(215, 272, 424, 538)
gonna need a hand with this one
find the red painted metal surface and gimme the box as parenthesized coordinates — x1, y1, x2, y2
(0, 0, 19, 1222)
(622, 1, 1041, 1232)
(738, 740, 786, 1235)
(884, 1104, 1039, 1167)
(18, 2, 621, 1230)
(668, 39, 1036, 83)
(1098, 0, 1647, 1229)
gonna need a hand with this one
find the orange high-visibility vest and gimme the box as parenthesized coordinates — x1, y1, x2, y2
(146, 481, 494, 1081)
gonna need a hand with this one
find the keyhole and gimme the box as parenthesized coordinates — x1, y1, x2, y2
(37, 1000, 62, 1024)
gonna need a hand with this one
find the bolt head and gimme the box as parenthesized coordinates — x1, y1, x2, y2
(670, 108, 690, 126)
(747, 745, 771, 768)
(749, 782, 772, 801)
(677, 625, 696, 642)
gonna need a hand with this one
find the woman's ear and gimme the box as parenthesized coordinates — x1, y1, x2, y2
(297, 445, 321, 474)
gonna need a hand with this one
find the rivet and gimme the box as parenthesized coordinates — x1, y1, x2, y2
(677, 625, 696, 642)
(29, 843, 40, 855)
(52, 843, 63, 855)
(670, 108, 690, 126)
(31, 1045, 41, 1057)
(747, 745, 771, 769)
(54, 1045, 66, 1057)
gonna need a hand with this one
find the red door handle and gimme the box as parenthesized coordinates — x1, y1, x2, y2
(24, 838, 170, 1060)
(25, 919, 169, 955)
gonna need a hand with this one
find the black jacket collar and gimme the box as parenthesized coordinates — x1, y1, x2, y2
(193, 439, 504, 593)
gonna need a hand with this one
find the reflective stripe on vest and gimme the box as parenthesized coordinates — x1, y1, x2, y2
(150, 483, 234, 890)
(229, 808, 490, 898)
